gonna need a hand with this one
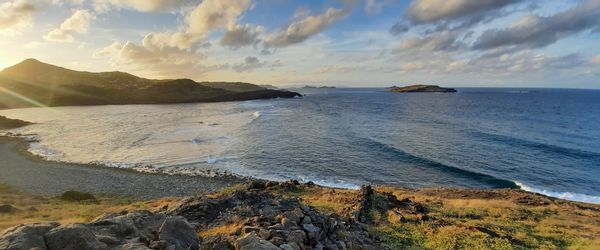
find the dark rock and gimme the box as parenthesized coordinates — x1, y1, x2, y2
(0, 204, 20, 214)
(235, 232, 280, 250)
(357, 185, 374, 223)
(60, 190, 96, 202)
(0, 222, 59, 250)
(44, 224, 107, 250)
(157, 216, 199, 250)
(286, 230, 306, 244)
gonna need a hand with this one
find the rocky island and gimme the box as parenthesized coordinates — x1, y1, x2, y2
(388, 84, 457, 93)
(0, 59, 301, 109)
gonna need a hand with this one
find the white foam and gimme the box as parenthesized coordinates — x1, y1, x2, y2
(252, 111, 262, 119)
(515, 181, 600, 204)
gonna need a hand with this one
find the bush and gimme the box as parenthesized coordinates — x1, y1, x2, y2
(60, 191, 96, 202)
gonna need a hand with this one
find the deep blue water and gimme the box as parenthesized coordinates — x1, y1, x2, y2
(232, 88, 600, 202)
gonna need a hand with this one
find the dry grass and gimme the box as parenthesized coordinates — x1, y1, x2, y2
(199, 221, 246, 238)
(0, 183, 180, 231)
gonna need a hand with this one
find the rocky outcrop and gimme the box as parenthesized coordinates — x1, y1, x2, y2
(0, 211, 199, 250)
(388, 84, 457, 93)
(170, 180, 383, 250)
(1, 181, 398, 250)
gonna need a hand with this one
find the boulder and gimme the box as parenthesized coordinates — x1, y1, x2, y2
(44, 224, 107, 250)
(157, 216, 199, 250)
(235, 232, 280, 250)
(0, 222, 59, 250)
(0, 204, 20, 214)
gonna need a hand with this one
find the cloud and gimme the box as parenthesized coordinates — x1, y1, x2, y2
(93, 0, 193, 12)
(44, 9, 94, 42)
(365, 0, 385, 16)
(264, 5, 352, 49)
(405, 0, 521, 24)
(394, 30, 462, 52)
(591, 55, 600, 65)
(219, 24, 262, 49)
(0, 0, 43, 35)
(95, 0, 253, 77)
(232, 56, 282, 72)
(473, 0, 600, 50)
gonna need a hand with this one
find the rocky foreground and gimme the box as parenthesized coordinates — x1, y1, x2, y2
(1, 180, 600, 250)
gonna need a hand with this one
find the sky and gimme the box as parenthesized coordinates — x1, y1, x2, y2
(0, 0, 599, 88)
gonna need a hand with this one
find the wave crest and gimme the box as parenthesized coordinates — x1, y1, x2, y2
(515, 181, 600, 204)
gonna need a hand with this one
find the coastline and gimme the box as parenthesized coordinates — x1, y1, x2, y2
(0, 136, 244, 199)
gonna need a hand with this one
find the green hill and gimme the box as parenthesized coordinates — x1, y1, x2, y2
(0, 59, 300, 109)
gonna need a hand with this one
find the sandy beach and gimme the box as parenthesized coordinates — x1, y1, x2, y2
(0, 136, 243, 199)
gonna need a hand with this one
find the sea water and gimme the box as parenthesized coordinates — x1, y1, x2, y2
(2, 88, 599, 203)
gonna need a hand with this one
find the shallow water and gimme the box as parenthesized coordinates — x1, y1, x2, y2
(2, 88, 599, 203)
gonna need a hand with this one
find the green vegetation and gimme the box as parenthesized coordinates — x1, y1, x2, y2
(272, 185, 600, 250)
(2, 182, 599, 249)
(0, 183, 179, 231)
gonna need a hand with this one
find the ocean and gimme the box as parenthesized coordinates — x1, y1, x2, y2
(1, 88, 599, 203)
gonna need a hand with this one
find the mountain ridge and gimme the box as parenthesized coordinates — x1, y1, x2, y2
(0, 59, 300, 109)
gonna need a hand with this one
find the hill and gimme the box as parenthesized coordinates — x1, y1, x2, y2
(389, 84, 457, 93)
(0, 59, 300, 109)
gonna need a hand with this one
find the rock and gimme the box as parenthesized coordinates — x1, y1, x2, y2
(286, 230, 306, 244)
(325, 243, 340, 250)
(357, 185, 374, 223)
(302, 224, 320, 234)
(122, 241, 151, 250)
(0, 222, 59, 250)
(242, 226, 260, 234)
(280, 242, 302, 250)
(258, 228, 271, 239)
(302, 216, 311, 224)
(281, 217, 297, 228)
(0, 204, 20, 214)
(158, 216, 199, 250)
(60, 190, 96, 202)
(45, 224, 107, 250)
(235, 232, 280, 250)
(269, 236, 285, 246)
(284, 208, 304, 223)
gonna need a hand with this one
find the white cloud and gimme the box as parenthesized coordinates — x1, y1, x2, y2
(93, 0, 192, 12)
(94, 0, 254, 78)
(44, 9, 94, 43)
(264, 7, 350, 49)
(0, 0, 41, 36)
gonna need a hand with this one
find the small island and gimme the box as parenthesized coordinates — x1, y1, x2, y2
(388, 84, 457, 93)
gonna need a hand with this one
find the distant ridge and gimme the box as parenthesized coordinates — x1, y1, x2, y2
(388, 84, 457, 93)
(0, 59, 300, 109)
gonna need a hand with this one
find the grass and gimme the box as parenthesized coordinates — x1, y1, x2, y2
(2, 182, 599, 250)
(0, 183, 180, 231)
(268, 185, 600, 250)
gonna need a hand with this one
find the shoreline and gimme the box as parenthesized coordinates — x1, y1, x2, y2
(2, 134, 600, 205)
(0, 136, 245, 199)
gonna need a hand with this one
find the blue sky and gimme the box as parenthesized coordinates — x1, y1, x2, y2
(1, 0, 599, 88)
